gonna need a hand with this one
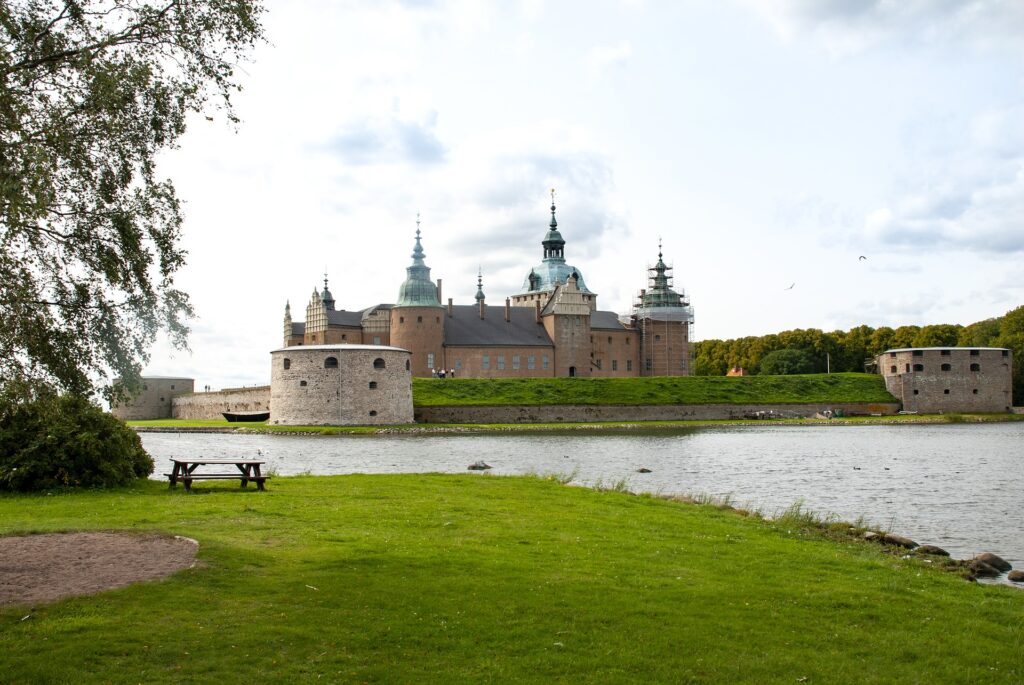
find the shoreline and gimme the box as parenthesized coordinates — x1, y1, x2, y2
(130, 412, 1024, 435)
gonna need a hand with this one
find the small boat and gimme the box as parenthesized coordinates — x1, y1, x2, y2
(222, 411, 270, 423)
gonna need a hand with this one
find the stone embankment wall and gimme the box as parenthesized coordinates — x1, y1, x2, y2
(171, 386, 271, 420)
(415, 402, 900, 424)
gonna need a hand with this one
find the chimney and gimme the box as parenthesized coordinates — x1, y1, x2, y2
(505, 298, 511, 322)
(437, 278, 443, 304)
(479, 299, 485, 319)
(447, 298, 453, 317)
(534, 299, 541, 323)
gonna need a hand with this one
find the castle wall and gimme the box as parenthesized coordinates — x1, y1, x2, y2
(415, 402, 900, 423)
(390, 307, 445, 377)
(590, 329, 640, 376)
(544, 314, 591, 377)
(270, 345, 413, 425)
(638, 318, 691, 376)
(444, 346, 555, 377)
(110, 377, 194, 420)
(170, 386, 271, 420)
(878, 347, 1012, 413)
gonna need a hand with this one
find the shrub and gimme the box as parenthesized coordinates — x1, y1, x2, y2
(0, 391, 153, 491)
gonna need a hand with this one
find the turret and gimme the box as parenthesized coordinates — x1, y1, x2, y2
(390, 215, 445, 377)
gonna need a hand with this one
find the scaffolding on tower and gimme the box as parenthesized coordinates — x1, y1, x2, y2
(631, 254, 695, 376)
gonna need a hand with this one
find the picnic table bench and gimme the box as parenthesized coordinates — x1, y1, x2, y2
(166, 458, 269, 492)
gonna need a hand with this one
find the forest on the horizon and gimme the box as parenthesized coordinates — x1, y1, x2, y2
(693, 305, 1024, 404)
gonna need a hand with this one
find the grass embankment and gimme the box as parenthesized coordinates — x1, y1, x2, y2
(413, 372, 895, 406)
(1, 476, 1021, 683)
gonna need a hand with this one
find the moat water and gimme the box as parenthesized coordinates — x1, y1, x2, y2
(142, 423, 1024, 570)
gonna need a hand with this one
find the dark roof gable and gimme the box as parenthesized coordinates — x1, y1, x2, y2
(444, 305, 553, 347)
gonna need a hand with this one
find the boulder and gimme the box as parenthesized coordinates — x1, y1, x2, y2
(467, 461, 492, 471)
(968, 559, 1001, 577)
(636, 467, 652, 474)
(882, 533, 918, 549)
(863, 531, 881, 542)
(973, 552, 1012, 573)
(1007, 570, 1024, 583)
(914, 544, 950, 557)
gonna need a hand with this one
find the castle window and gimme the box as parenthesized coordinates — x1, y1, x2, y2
(973, 389, 979, 394)
(325, 357, 338, 369)
(612, 360, 618, 371)
(941, 363, 951, 371)
(912, 350, 923, 357)
(369, 410, 377, 417)
(512, 355, 521, 370)
(300, 380, 307, 387)
(944, 389, 950, 394)
(369, 381, 378, 389)
(655, 334, 661, 341)
(970, 363, 980, 372)
(1002, 350, 1009, 357)
(542, 355, 549, 370)
(455, 360, 462, 371)
(528, 356, 536, 370)
(913, 364, 924, 371)
(373, 336, 381, 345)
(889, 352, 896, 358)
(905, 364, 910, 372)
(283, 358, 291, 370)
(427, 353, 435, 370)
(373, 358, 386, 369)
(626, 360, 632, 371)
(626, 338, 630, 345)
(170, 385, 175, 390)
(940, 350, 951, 356)
(970, 350, 980, 356)
(890, 365, 897, 373)
(497, 356, 505, 370)
(342, 335, 347, 340)
(913, 389, 919, 395)
(436, 317, 440, 323)
(405, 360, 410, 371)
(645, 359, 652, 371)
(399, 316, 404, 323)
(482, 355, 490, 370)
(608, 337, 612, 345)
(160, 397, 165, 402)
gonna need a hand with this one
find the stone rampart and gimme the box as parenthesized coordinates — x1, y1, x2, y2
(414, 402, 900, 424)
(171, 386, 271, 420)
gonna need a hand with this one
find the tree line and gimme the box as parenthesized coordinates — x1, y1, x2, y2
(693, 305, 1024, 404)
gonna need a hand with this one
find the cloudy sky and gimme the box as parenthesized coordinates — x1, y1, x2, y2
(149, 0, 1024, 389)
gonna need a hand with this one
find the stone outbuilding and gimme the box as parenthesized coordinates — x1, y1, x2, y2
(877, 347, 1013, 413)
(110, 376, 194, 420)
(269, 344, 413, 425)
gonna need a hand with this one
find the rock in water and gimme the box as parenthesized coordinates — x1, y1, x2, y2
(636, 467, 652, 473)
(467, 461, 492, 471)
(1007, 570, 1024, 582)
(973, 552, 1012, 572)
(969, 559, 1001, 577)
(882, 533, 918, 549)
(914, 544, 950, 557)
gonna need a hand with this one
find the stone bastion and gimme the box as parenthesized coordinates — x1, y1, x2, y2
(269, 345, 413, 425)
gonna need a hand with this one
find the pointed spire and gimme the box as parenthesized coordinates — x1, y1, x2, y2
(550, 188, 557, 229)
(321, 270, 335, 310)
(411, 212, 427, 266)
(475, 266, 486, 302)
(285, 300, 291, 317)
(395, 214, 441, 307)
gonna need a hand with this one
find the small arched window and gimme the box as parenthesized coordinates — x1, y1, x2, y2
(373, 358, 386, 369)
(283, 358, 291, 370)
(299, 380, 307, 387)
(913, 364, 924, 371)
(405, 359, 411, 371)
(890, 365, 897, 373)
(369, 410, 378, 417)
(325, 356, 338, 369)
(970, 363, 980, 372)
(368, 381, 378, 389)
(940, 363, 951, 371)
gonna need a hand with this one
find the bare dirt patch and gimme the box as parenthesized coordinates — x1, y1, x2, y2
(0, 532, 198, 606)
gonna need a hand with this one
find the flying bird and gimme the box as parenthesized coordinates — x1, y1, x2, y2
(784, 282, 795, 290)
(858, 255, 867, 261)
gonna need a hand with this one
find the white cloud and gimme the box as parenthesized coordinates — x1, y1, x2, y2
(585, 40, 632, 78)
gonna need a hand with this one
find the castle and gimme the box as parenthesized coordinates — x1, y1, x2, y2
(282, 196, 695, 378)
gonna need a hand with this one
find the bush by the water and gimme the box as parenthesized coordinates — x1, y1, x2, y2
(0, 392, 153, 491)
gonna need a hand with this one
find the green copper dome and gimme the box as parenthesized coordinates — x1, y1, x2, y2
(395, 225, 442, 308)
(517, 196, 592, 295)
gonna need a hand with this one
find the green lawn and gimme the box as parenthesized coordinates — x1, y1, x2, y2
(1, 476, 1021, 683)
(413, 372, 896, 406)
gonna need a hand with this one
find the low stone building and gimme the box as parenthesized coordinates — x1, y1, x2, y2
(877, 347, 1013, 413)
(110, 376, 194, 420)
(269, 344, 413, 425)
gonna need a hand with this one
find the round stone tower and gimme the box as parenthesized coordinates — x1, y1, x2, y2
(389, 218, 445, 377)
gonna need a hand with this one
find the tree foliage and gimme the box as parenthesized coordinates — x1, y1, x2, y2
(758, 348, 816, 375)
(0, 0, 264, 400)
(0, 384, 153, 490)
(693, 305, 1024, 404)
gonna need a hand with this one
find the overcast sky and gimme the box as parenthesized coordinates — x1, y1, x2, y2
(148, 0, 1024, 389)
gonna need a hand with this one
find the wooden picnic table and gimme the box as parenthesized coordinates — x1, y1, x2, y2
(166, 458, 269, 492)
